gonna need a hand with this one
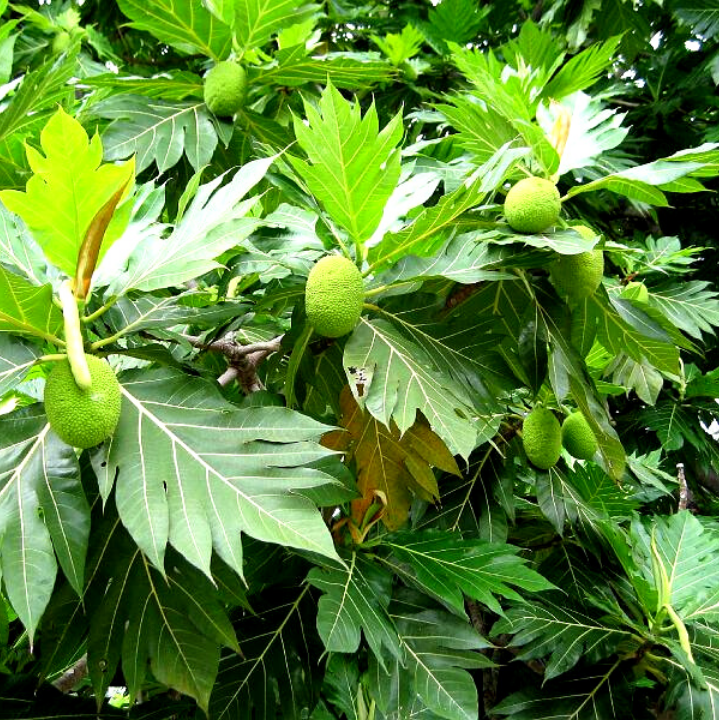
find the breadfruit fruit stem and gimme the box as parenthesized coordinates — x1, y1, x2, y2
(58, 280, 92, 390)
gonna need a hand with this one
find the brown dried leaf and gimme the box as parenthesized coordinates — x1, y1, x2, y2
(323, 386, 460, 531)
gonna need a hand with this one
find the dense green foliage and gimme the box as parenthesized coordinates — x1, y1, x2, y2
(0, 1, 719, 719)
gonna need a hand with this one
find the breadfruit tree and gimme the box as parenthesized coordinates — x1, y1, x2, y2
(1, 1, 719, 719)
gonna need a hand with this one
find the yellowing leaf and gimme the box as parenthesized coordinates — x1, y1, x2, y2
(0, 108, 134, 279)
(324, 386, 459, 531)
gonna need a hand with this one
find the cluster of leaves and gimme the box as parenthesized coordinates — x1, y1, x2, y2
(1, 1, 719, 719)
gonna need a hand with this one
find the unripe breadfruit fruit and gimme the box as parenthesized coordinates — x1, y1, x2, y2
(203, 61, 247, 117)
(522, 407, 562, 470)
(52, 31, 71, 54)
(44, 356, 122, 449)
(561, 411, 598, 460)
(504, 177, 561, 233)
(305, 255, 364, 338)
(550, 226, 604, 302)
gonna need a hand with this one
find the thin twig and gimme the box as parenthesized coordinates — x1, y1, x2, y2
(218, 366, 241, 387)
(182, 334, 283, 362)
(53, 654, 88, 693)
(677, 463, 688, 511)
(467, 600, 502, 719)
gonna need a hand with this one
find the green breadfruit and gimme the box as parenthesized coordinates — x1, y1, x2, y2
(305, 255, 364, 338)
(44, 355, 122, 449)
(52, 31, 71, 54)
(550, 226, 604, 302)
(203, 61, 247, 117)
(504, 177, 561, 234)
(522, 407, 562, 470)
(561, 411, 598, 460)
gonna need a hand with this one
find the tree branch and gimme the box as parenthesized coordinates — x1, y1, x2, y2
(218, 366, 241, 387)
(183, 333, 283, 393)
(52, 654, 88, 693)
(677, 462, 689, 511)
(467, 600, 501, 719)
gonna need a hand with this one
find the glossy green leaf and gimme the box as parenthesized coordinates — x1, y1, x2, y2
(0, 407, 88, 642)
(256, 44, 395, 89)
(232, 0, 320, 52)
(209, 587, 319, 719)
(291, 81, 402, 245)
(117, 0, 233, 58)
(344, 318, 483, 459)
(103, 156, 272, 295)
(495, 599, 633, 680)
(307, 553, 402, 667)
(384, 531, 554, 616)
(99, 368, 339, 577)
(565, 143, 719, 203)
(0, 108, 133, 279)
(371, 593, 493, 720)
(0, 334, 41, 396)
(0, 266, 62, 342)
(0, 51, 76, 190)
(368, 145, 526, 271)
(94, 95, 219, 174)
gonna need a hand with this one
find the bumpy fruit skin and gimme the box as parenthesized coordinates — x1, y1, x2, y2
(203, 61, 247, 117)
(305, 255, 364, 338)
(504, 177, 561, 233)
(522, 408, 562, 470)
(44, 356, 122, 449)
(561, 411, 598, 460)
(550, 227, 604, 302)
(52, 31, 71, 54)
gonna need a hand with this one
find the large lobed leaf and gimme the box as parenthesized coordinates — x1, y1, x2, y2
(306, 553, 402, 668)
(100, 156, 273, 295)
(0, 202, 56, 286)
(565, 143, 719, 205)
(604, 512, 719, 623)
(493, 599, 633, 680)
(117, 0, 233, 58)
(291, 81, 403, 245)
(0, 49, 77, 190)
(95, 368, 341, 578)
(650, 280, 719, 340)
(0, 109, 134, 279)
(344, 318, 488, 460)
(254, 44, 395, 89)
(94, 95, 220, 174)
(52, 505, 241, 714)
(0, 334, 42, 397)
(0, 406, 89, 642)
(0, 265, 62, 342)
(367, 145, 527, 272)
(672, 0, 719, 40)
(491, 671, 626, 720)
(383, 531, 554, 616)
(233, 0, 320, 52)
(369, 591, 494, 720)
(323, 386, 460, 531)
(209, 585, 320, 719)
